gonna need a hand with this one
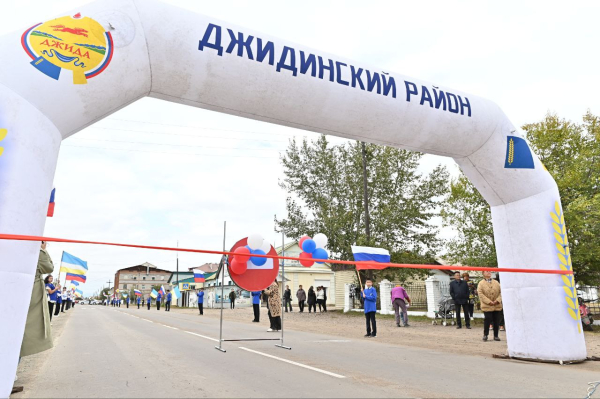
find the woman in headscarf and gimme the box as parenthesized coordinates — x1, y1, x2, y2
(263, 281, 281, 332)
(20, 241, 55, 357)
(307, 286, 317, 313)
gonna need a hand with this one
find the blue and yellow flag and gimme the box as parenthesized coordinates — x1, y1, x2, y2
(505, 136, 534, 169)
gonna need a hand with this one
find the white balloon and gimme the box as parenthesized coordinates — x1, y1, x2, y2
(313, 233, 328, 249)
(247, 233, 264, 250)
(259, 240, 272, 253)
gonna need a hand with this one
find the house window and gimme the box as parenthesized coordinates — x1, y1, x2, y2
(161, 276, 165, 280)
(123, 284, 127, 289)
(142, 285, 146, 289)
(133, 277, 137, 280)
(143, 277, 146, 280)
(152, 277, 155, 280)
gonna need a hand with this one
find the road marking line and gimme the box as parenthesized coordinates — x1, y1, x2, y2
(141, 319, 153, 323)
(163, 325, 179, 330)
(184, 331, 219, 342)
(238, 347, 345, 379)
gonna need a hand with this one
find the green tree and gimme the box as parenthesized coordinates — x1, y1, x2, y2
(524, 111, 600, 285)
(440, 174, 497, 267)
(442, 111, 600, 284)
(277, 135, 449, 282)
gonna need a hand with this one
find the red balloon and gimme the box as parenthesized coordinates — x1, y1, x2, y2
(298, 235, 311, 251)
(230, 259, 247, 275)
(234, 246, 251, 263)
(299, 251, 314, 267)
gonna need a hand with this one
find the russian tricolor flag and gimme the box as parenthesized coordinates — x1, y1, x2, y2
(194, 269, 205, 283)
(159, 286, 166, 296)
(134, 289, 142, 296)
(351, 246, 391, 263)
(47, 187, 56, 217)
(66, 273, 86, 283)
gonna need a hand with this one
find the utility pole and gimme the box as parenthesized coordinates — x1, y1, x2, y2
(361, 142, 373, 280)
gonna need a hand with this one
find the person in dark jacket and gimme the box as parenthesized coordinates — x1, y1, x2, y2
(251, 291, 261, 322)
(197, 289, 204, 315)
(229, 289, 236, 309)
(296, 285, 306, 312)
(307, 286, 317, 313)
(449, 271, 470, 329)
(147, 296, 151, 310)
(283, 285, 293, 312)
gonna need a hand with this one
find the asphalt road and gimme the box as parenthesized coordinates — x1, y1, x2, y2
(13, 305, 597, 398)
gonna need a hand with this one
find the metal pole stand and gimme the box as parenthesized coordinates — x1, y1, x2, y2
(275, 230, 291, 350)
(215, 223, 227, 353)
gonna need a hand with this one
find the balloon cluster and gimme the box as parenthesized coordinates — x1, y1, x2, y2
(298, 233, 328, 267)
(230, 233, 272, 275)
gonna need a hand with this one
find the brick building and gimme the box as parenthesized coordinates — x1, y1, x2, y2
(114, 262, 173, 298)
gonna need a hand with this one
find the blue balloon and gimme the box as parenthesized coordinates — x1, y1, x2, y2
(312, 248, 328, 264)
(302, 239, 317, 253)
(250, 249, 267, 266)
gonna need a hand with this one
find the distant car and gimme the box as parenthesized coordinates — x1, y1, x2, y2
(577, 287, 599, 303)
(90, 300, 100, 305)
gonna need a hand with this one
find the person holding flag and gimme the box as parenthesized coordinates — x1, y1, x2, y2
(60, 287, 67, 313)
(146, 295, 151, 310)
(137, 295, 141, 309)
(165, 290, 172, 312)
(156, 290, 162, 311)
(197, 289, 204, 316)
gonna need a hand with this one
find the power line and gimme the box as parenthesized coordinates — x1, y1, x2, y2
(62, 144, 280, 159)
(69, 137, 287, 152)
(88, 125, 301, 144)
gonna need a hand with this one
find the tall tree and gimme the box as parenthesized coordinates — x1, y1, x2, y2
(524, 111, 600, 285)
(440, 174, 497, 267)
(442, 111, 600, 284)
(277, 135, 449, 282)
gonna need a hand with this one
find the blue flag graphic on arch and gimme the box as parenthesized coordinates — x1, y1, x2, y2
(505, 136, 534, 169)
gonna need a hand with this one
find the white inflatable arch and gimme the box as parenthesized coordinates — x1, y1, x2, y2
(0, 0, 586, 393)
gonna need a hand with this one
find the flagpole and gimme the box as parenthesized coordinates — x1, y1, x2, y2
(176, 240, 179, 307)
(57, 251, 63, 288)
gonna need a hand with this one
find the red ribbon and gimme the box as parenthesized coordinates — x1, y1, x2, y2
(0, 233, 573, 275)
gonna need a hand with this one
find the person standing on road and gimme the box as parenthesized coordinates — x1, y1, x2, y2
(165, 290, 172, 312)
(126, 296, 130, 309)
(477, 271, 503, 341)
(450, 271, 471, 329)
(45, 275, 60, 322)
(147, 296, 151, 310)
(156, 293, 162, 311)
(307, 286, 317, 313)
(54, 286, 62, 318)
(229, 289, 236, 309)
(463, 273, 477, 318)
(251, 291, 261, 322)
(60, 288, 67, 313)
(20, 241, 55, 358)
(284, 285, 293, 312)
(322, 287, 328, 312)
(391, 284, 411, 327)
(137, 295, 141, 309)
(296, 285, 306, 312)
(316, 286, 325, 312)
(197, 289, 204, 315)
(362, 279, 377, 338)
(264, 281, 281, 332)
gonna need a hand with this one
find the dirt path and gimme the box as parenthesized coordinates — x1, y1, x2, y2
(176, 305, 600, 370)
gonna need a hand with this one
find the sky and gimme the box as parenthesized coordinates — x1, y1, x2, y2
(3, 1, 599, 296)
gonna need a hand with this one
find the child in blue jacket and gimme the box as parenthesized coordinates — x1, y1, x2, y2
(363, 279, 377, 338)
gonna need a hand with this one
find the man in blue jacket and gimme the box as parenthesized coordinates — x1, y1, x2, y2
(251, 291, 261, 322)
(137, 295, 141, 309)
(146, 296, 151, 310)
(126, 296, 130, 309)
(362, 279, 377, 338)
(165, 290, 172, 312)
(197, 289, 204, 315)
(156, 293, 162, 311)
